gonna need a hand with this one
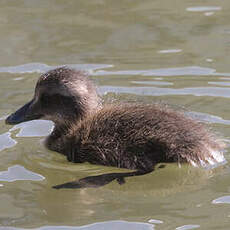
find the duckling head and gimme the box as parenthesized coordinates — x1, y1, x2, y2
(6, 67, 101, 126)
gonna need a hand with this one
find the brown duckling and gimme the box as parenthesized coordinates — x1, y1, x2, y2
(6, 67, 226, 189)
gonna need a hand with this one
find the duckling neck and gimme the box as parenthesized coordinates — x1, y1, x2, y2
(45, 123, 72, 154)
(45, 103, 102, 155)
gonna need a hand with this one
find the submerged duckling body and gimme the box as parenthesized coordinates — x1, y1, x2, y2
(6, 67, 226, 188)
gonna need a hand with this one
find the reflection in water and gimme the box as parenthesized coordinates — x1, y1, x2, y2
(0, 132, 17, 152)
(148, 219, 163, 224)
(0, 165, 44, 182)
(95, 66, 218, 76)
(0, 221, 154, 230)
(0, 63, 113, 74)
(100, 86, 230, 98)
(175, 225, 200, 230)
(9, 120, 53, 137)
(185, 111, 230, 125)
(212, 196, 230, 204)
(208, 81, 230, 86)
(186, 6, 222, 12)
(157, 49, 182, 54)
(131, 81, 173, 86)
(1, 63, 230, 78)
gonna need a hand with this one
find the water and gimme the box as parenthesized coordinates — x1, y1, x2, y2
(1, 0, 230, 229)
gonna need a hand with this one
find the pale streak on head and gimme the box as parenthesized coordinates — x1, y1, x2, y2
(65, 79, 102, 113)
(67, 80, 89, 96)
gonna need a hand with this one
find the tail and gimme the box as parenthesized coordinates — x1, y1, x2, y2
(52, 167, 157, 189)
(188, 138, 227, 168)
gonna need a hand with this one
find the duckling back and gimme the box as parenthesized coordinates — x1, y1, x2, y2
(56, 103, 225, 170)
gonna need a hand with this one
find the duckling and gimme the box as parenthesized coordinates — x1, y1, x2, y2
(6, 67, 226, 189)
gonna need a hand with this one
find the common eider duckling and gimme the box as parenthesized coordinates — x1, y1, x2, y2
(6, 67, 226, 189)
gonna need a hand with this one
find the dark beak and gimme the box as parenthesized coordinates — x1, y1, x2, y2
(5, 100, 42, 125)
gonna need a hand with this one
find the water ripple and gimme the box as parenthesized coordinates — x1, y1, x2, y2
(186, 112, 230, 125)
(132, 81, 173, 86)
(157, 49, 182, 54)
(95, 66, 217, 76)
(186, 6, 222, 12)
(208, 82, 230, 87)
(0, 63, 113, 74)
(0, 165, 44, 182)
(0, 132, 17, 152)
(10, 120, 53, 137)
(148, 219, 163, 224)
(100, 86, 230, 98)
(0, 220, 154, 230)
(175, 225, 200, 230)
(95, 66, 230, 77)
(1, 64, 230, 78)
(212, 196, 230, 204)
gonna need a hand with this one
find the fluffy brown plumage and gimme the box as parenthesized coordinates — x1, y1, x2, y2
(6, 67, 226, 189)
(46, 102, 224, 170)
